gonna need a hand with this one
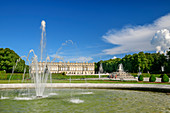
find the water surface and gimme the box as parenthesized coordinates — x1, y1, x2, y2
(0, 89, 170, 113)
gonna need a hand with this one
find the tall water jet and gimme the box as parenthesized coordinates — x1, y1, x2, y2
(40, 20, 46, 62)
(99, 63, 103, 78)
(118, 63, 124, 72)
(31, 56, 50, 97)
(29, 20, 50, 97)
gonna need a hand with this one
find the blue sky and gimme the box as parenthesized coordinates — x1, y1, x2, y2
(1, 0, 170, 62)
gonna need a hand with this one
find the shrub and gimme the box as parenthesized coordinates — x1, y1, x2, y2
(161, 74, 169, 82)
(149, 75, 156, 82)
(62, 72, 66, 76)
(138, 75, 143, 81)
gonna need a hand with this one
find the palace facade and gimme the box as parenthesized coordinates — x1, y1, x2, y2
(31, 62, 95, 75)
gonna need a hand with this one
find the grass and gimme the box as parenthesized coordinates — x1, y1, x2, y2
(0, 73, 169, 85)
(0, 73, 165, 80)
(0, 73, 29, 80)
(0, 73, 109, 80)
(130, 73, 161, 77)
(0, 80, 25, 83)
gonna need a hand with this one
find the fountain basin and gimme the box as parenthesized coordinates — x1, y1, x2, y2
(0, 88, 170, 112)
(0, 83, 170, 93)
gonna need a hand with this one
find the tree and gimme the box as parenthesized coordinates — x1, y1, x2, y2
(0, 48, 28, 73)
(95, 51, 169, 74)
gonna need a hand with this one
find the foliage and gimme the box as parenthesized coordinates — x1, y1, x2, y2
(149, 75, 156, 82)
(95, 51, 170, 74)
(161, 74, 169, 82)
(0, 48, 28, 73)
(138, 75, 143, 81)
(62, 72, 66, 76)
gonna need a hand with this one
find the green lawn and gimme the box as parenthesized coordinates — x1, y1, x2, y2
(130, 73, 161, 77)
(0, 73, 109, 80)
(0, 73, 164, 81)
(0, 73, 169, 85)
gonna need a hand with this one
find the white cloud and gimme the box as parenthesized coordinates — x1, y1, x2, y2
(156, 46, 162, 53)
(50, 54, 58, 58)
(112, 56, 117, 59)
(49, 54, 65, 62)
(102, 14, 170, 55)
(151, 29, 170, 54)
(68, 57, 93, 62)
(50, 54, 93, 62)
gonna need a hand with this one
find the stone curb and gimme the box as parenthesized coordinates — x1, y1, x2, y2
(0, 83, 170, 93)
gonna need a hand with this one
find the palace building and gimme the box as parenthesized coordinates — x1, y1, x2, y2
(31, 62, 95, 75)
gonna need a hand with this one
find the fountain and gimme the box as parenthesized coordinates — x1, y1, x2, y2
(8, 20, 51, 98)
(118, 63, 124, 72)
(29, 20, 50, 97)
(98, 63, 103, 78)
(137, 66, 142, 77)
(110, 63, 134, 79)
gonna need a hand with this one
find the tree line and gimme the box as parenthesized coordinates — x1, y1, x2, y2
(1, 48, 170, 74)
(0, 48, 28, 73)
(95, 51, 170, 74)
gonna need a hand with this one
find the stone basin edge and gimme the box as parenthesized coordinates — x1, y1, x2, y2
(0, 83, 170, 93)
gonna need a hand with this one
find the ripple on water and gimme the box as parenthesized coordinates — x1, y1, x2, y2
(79, 92, 93, 94)
(14, 97, 35, 100)
(69, 98, 84, 104)
(48, 93, 58, 96)
(0, 89, 170, 112)
(21, 93, 28, 96)
(0, 96, 10, 100)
